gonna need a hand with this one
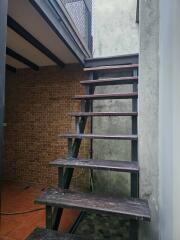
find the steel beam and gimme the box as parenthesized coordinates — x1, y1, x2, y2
(6, 47, 39, 71)
(6, 64, 17, 73)
(7, 15, 65, 68)
(85, 54, 139, 68)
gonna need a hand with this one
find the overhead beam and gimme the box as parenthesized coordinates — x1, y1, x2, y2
(6, 64, 17, 73)
(7, 15, 65, 68)
(6, 47, 39, 71)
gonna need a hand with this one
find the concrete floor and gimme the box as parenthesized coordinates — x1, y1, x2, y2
(0, 181, 80, 240)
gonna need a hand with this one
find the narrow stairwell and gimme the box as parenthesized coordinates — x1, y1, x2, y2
(27, 58, 150, 240)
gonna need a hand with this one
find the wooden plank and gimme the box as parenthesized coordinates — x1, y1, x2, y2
(58, 134, 138, 140)
(26, 228, 85, 240)
(80, 76, 138, 86)
(69, 112, 138, 117)
(50, 159, 139, 173)
(73, 93, 138, 100)
(84, 64, 138, 72)
(35, 187, 151, 221)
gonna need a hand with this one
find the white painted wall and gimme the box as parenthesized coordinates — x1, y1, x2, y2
(159, 0, 180, 239)
(92, 0, 139, 57)
(140, 0, 180, 238)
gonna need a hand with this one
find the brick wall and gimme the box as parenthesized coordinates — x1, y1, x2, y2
(5, 64, 90, 190)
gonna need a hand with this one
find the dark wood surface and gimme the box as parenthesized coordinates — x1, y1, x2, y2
(73, 93, 138, 100)
(80, 76, 138, 86)
(69, 112, 138, 117)
(50, 159, 139, 173)
(59, 134, 138, 140)
(26, 228, 85, 240)
(35, 187, 150, 221)
(84, 64, 139, 72)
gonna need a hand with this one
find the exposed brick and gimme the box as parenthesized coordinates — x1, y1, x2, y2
(5, 64, 90, 191)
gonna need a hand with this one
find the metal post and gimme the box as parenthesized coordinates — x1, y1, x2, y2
(88, 72, 95, 159)
(131, 68, 139, 198)
(67, 137, 73, 159)
(130, 68, 139, 240)
(46, 206, 53, 229)
(58, 167, 64, 188)
(0, 0, 8, 213)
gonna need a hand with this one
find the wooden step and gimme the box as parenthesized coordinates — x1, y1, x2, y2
(58, 134, 138, 140)
(80, 76, 138, 86)
(35, 187, 151, 221)
(69, 112, 138, 117)
(84, 64, 138, 72)
(50, 159, 139, 173)
(73, 93, 138, 100)
(26, 228, 84, 240)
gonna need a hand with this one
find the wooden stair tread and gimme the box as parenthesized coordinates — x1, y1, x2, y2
(50, 159, 139, 173)
(73, 93, 138, 100)
(26, 228, 84, 240)
(84, 64, 138, 72)
(35, 187, 150, 221)
(58, 134, 138, 140)
(69, 112, 138, 117)
(80, 76, 138, 86)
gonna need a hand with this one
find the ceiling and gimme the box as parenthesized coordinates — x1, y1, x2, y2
(6, 0, 78, 71)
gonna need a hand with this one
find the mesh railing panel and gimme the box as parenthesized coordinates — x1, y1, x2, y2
(61, 0, 92, 51)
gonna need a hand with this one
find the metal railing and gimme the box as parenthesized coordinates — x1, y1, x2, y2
(61, 0, 92, 52)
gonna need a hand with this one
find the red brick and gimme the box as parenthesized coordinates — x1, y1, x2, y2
(5, 64, 90, 190)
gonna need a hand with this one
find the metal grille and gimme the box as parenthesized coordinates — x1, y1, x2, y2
(61, 0, 92, 51)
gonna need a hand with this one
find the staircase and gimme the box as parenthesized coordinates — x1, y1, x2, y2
(27, 56, 150, 240)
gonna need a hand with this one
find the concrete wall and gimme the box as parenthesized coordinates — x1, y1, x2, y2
(93, 0, 180, 238)
(92, 0, 139, 196)
(92, 0, 162, 239)
(159, 0, 180, 239)
(138, 0, 160, 239)
(92, 0, 139, 56)
(139, 0, 180, 239)
(93, 77, 133, 196)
